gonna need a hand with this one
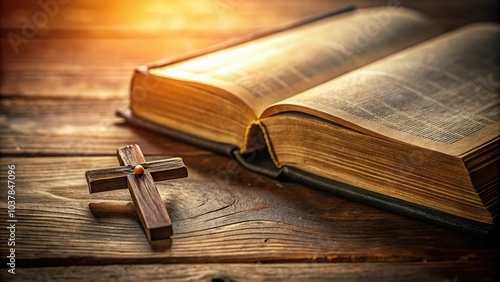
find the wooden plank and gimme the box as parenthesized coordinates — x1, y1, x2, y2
(0, 38, 219, 64)
(0, 115, 208, 156)
(1, 262, 498, 281)
(0, 98, 126, 117)
(0, 0, 364, 33)
(0, 155, 498, 267)
(0, 38, 224, 99)
(1, 0, 497, 33)
(0, 98, 210, 156)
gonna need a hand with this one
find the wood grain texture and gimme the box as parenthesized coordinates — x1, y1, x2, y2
(0, 38, 222, 99)
(1, 0, 499, 280)
(1, 1, 498, 99)
(0, 98, 210, 156)
(0, 154, 498, 267)
(1, 262, 498, 282)
(2, 0, 497, 33)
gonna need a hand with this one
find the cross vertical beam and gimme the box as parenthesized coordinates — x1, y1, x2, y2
(118, 145, 174, 241)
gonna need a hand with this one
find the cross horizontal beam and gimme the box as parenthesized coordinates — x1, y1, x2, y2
(85, 158, 188, 194)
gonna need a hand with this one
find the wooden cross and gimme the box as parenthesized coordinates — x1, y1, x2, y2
(85, 144, 188, 241)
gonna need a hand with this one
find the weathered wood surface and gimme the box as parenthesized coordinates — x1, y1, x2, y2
(2, 0, 497, 33)
(1, 262, 498, 282)
(2, 0, 498, 99)
(0, 153, 499, 264)
(0, 99, 207, 156)
(1, 0, 499, 281)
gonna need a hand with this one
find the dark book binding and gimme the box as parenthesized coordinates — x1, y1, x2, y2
(116, 5, 497, 235)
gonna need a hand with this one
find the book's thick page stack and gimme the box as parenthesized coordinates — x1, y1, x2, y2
(117, 6, 499, 234)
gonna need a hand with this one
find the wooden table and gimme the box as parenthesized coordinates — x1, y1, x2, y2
(1, 1, 499, 281)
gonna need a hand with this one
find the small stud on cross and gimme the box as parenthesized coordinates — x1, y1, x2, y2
(85, 144, 188, 241)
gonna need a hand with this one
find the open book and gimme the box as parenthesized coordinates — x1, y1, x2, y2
(117, 7, 499, 234)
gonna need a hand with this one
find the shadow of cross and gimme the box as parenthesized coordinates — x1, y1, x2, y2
(85, 144, 188, 241)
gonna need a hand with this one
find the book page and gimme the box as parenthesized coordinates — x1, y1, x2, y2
(262, 23, 500, 156)
(150, 7, 442, 117)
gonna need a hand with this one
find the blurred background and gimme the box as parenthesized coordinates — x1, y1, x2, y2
(1, 0, 498, 99)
